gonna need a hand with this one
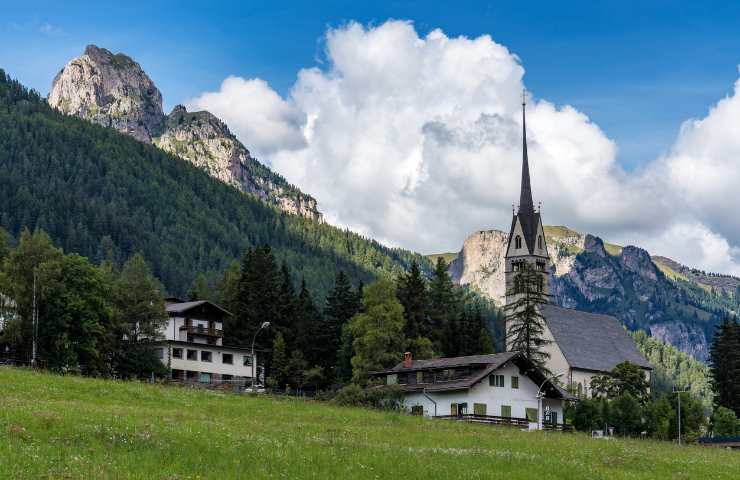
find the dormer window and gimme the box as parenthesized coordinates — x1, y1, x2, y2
(538, 235, 543, 250)
(515, 235, 522, 249)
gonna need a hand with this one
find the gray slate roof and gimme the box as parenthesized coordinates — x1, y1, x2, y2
(540, 304, 651, 373)
(375, 352, 575, 400)
(387, 352, 518, 372)
(165, 300, 232, 316)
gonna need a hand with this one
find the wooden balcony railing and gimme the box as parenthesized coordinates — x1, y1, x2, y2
(180, 325, 223, 337)
(435, 414, 573, 432)
(434, 414, 530, 428)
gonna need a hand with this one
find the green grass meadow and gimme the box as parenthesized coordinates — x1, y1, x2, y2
(0, 367, 737, 479)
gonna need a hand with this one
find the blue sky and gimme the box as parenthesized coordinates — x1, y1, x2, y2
(5, 1, 740, 274)
(3, 0, 740, 170)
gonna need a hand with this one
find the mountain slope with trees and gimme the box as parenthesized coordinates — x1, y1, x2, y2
(0, 70, 426, 298)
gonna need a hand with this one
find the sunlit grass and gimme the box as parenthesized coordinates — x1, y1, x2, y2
(0, 367, 737, 479)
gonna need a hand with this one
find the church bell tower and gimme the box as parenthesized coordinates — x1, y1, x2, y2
(504, 92, 551, 308)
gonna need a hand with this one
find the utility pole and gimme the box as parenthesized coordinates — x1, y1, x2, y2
(673, 386, 690, 445)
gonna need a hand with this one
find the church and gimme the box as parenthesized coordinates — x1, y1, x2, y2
(504, 96, 651, 397)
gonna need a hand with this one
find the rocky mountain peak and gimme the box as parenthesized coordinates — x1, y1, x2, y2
(620, 245, 659, 281)
(49, 46, 323, 222)
(583, 234, 607, 257)
(49, 44, 164, 142)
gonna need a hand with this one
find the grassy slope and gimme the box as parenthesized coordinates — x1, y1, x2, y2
(1, 369, 737, 479)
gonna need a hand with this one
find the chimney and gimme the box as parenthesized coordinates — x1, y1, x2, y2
(403, 352, 413, 369)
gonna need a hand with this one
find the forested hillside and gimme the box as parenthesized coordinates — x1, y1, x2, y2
(0, 70, 426, 296)
(630, 330, 713, 409)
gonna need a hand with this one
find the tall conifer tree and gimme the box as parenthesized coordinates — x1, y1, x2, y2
(505, 262, 551, 372)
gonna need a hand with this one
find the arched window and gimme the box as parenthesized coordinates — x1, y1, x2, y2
(538, 235, 543, 250)
(515, 235, 522, 249)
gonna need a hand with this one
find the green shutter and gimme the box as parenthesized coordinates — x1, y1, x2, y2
(511, 376, 519, 389)
(473, 403, 487, 415)
(501, 405, 511, 418)
(526, 408, 538, 423)
(451, 403, 458, 415)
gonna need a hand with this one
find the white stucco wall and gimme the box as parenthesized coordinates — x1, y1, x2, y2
(159, 343, 255, 379)
(402, 363, 564, 424)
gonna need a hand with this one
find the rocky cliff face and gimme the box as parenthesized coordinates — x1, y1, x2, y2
(49, 45, 164, 142)
(49, 45, 322, 222)
(446, 226, 721, 361)
(449, 230, 508, 303)
(155, 106, 322, 221)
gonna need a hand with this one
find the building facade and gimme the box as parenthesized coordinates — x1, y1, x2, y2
(373, 352, 573, 425)
(504, 98, 651, 396)
(156, 298, 257, 385)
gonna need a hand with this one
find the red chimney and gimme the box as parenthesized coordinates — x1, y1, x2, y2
(403, 352, 413, 369)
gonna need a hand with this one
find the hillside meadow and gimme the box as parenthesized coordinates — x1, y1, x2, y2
(0, 368, 737, 479)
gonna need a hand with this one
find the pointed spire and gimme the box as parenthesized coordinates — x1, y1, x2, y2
(519, 89, 534, 215)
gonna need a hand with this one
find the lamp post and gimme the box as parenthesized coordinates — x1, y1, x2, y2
(536, 371, 565, 430)
(673, 386, 690, 445)
(250, 321, 270, 393)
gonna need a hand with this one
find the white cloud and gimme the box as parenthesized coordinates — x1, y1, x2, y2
(190, 20, 740, 274)
(186, 76, 306, 155)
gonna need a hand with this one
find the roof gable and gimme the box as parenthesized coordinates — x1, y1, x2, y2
(165, 300, 232, 317)
(540, 304, 651, 372)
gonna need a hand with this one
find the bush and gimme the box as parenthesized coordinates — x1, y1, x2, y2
(332, 384, 404, 411)
(713, 406, 739, 437)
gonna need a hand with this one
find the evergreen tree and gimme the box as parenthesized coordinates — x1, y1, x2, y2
(322, 270, 359, 381)
(293, 278, 322, 366)
(428, 258, 458, 352)
(709, 315, 740, 416)
(215, 260, 241, 315)
(110, 254, 168, 379)
(505, 262, 551, 371)
(187, 273, 211, 301)
(397, 261, 427, 341)
(277, 262, 296, 342)
(232, 245, 281, 348)
(349, 279, 406, 384)
(0, 228, 10, 265)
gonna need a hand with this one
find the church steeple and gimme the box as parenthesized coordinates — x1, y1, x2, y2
(504, 89, 550, 307)
(519, 92, 535, 215)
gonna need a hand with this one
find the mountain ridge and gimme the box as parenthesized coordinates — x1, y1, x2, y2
(440, 226, 735, 361)
(48, 45, 322, 222)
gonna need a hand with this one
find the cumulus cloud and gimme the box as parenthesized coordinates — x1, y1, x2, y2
(190, 20, 740, 274)
(187, 76, 306, 155)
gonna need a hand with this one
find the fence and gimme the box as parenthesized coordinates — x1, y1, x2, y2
(435, 413, 573, 432)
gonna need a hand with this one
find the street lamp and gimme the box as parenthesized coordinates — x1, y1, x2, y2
(673, 385, 690, 445)
(250, 321, 270, 393)
(536, 371, 565, 430)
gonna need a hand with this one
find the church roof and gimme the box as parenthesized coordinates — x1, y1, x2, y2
(540, 304, 651, 373)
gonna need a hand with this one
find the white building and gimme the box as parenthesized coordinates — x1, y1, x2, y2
(373, 352, 574, 427)
(156, 298, 257, 385)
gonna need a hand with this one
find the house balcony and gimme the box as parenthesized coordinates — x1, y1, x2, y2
(180, 325, 223, 338)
